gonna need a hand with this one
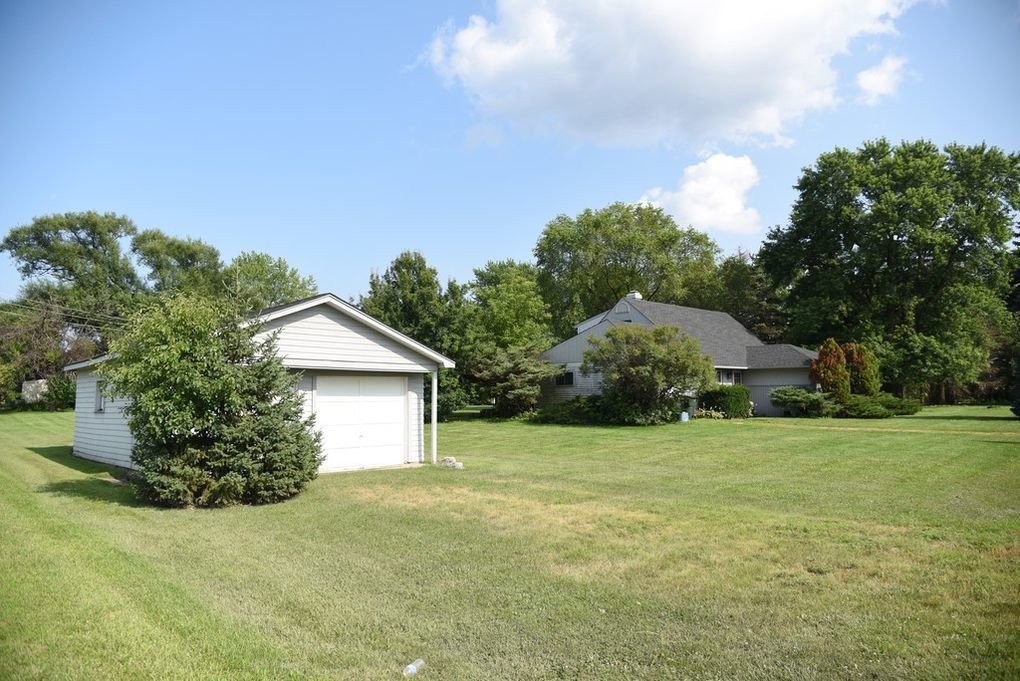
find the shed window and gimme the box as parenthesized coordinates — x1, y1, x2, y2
(555, 371, 574, 386)
(94, 381, 107, 413)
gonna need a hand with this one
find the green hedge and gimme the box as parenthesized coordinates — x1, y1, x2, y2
(769, 386, 839, 417)
(698, 385, 752, 419)
(874, 393, 922, 415)
(838, 394, 892, 419)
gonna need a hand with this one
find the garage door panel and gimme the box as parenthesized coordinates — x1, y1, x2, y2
(359, 401, 402, 424)
(359, 423, 405, 446)
(314, 375, 407, 470)
(358, 376, 405, 397)
(316, 376, 359, 397)
(316, 403, 361, 426)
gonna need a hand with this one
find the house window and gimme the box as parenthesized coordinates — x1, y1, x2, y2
(716, 370, 738, 385)
(94, 380, 107, 413)
(555, 371, 574, 386)
(734, 371, 742, 385)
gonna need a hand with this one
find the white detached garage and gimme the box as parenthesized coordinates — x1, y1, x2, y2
(64, 293, 455, 473)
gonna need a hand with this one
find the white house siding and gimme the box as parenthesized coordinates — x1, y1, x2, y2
(259, 305, 436, 373)
(743, 368, 814, 417)
(71, 369, 135, 468)
(541, 363, 603, 404)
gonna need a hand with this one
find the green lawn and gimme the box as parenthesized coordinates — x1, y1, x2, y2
(1, 409, 1017, 679)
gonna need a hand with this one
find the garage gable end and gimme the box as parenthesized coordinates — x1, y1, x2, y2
(258, 302, 441, 372)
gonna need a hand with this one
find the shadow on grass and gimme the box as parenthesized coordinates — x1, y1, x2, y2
(29, 446, 143, 507)
(28, 446, 115, 475)
(39, 477, 143, 507)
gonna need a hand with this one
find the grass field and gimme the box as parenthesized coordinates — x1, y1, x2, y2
(1, 408, 1017, 679)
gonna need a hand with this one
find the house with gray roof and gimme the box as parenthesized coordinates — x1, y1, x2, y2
(540, 291, 818, 416)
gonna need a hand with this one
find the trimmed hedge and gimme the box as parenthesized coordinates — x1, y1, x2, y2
(838, 394, 892, 419)
(769, 386, 839, 417)
(531, 396, 599, 425)
(874, 393, 922, 415)
(698, 385, 752, 419)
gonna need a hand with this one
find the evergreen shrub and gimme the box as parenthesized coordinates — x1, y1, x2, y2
(698, 385, 752, 418)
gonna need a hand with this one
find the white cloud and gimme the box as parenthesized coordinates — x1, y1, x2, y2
(430, 0, 916, 147)
(640, 154, 761, 235)
(856, 55, 907, 105)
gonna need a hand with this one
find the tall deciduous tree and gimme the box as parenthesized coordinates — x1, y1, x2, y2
(468, 260, 557, 415)
(359, 251, 472, 418)
(535, 202, 719, 337)
(131, 229, 223, 296)
(360, 251, 447, 348)
(709, 253, 788, 343)
(760, 139, 1020, 396)
(472, 260, 552, 349)
(1, 212, 144, 336)
(222, 251, 318, 312)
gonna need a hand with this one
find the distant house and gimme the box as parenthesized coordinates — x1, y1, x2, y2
(540, 292, 817, 416)
(63, 293, 455, 472)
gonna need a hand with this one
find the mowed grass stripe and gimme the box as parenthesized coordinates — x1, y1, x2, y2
(0, 408, 1017, 679)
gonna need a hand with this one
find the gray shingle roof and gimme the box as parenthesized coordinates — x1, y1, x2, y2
(628, 299, 763, 367)
(745, 344, 818, 370)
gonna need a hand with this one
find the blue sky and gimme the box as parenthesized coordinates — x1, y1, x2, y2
(1, 0, 1018, 301)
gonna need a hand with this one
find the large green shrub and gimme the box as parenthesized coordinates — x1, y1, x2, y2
(698, 385, 752, 418)
(582, 325, 714, 425)
(469, 344, 559, 417)
(44, 372, 76, 410)
(531, 396, 604, 425)
(837, 395, 892, 419)
(769, 386, 839, 417)
(100, 293, 322, 508)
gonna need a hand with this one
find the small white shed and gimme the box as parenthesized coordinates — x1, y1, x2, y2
(63, 293, 455, 473)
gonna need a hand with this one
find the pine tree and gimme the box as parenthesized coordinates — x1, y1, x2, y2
(101, 293, 322, 507)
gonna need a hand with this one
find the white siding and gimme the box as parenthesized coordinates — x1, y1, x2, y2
(70, 368, 427, 471)
(743, 368, 814, 416)
(541, 363, 604, 404)
(71, 369, 135, 468)
(259, 306, 436, 373)
(407, 373, 424, 464)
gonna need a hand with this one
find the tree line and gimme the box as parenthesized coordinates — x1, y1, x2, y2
(2, 137, 1018, 413)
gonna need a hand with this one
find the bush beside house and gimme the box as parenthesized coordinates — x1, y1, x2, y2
(100, 293, 322, 508)
(698, 385, 752, 419)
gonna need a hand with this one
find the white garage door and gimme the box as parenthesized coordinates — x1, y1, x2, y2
(315, 375, 408, 472)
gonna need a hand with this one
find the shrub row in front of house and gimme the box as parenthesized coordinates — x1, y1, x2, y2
(769, 386, 921, 419)
(532, 384, 755, 425)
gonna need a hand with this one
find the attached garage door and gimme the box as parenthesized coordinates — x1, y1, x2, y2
(315, 375, 407, 471)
